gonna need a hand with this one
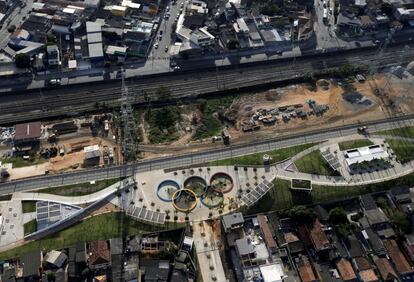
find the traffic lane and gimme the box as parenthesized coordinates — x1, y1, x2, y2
(1, 115, 414, 194)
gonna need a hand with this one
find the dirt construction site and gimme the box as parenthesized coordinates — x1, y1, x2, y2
(140, 70, 413, 157)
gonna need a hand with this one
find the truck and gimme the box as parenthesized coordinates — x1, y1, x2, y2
(222, 128, 231, 145)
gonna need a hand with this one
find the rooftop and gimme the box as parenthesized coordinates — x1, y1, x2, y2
(310, 219, 330, 251)
(89, 240, 111, 266)
(374, 257, 398, 281)
(336, 258, 357, 281)
(14, 122, 41, 141)
(364, 208, 389, 226)
(383, 239, 413, 274)
(297, 255, 317, 282)
(21, 251, 41, 277)
(222, 212, 244, 231)
(344, 145, 389, 167)
(259, 262, 286, 282)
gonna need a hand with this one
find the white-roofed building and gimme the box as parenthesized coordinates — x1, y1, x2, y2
(86, 21, 104, 63)
(343, 144, 390, 171)
(259, 262, 287, 282)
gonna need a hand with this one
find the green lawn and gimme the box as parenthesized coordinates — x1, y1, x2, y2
(376, 126, 414, 139)
(338, 139, 374, 151)
(22, 201, 36, 213)
(23, 220, 37, 236)
(0, 157, 46, 168)
(209, 143, 317, 166)
(294, 150, 339, 176)
(0, 212, 184, 260)
(36, 178, 120, 197)
(246, 173, 414, 214)
(386, 139, 414, 164)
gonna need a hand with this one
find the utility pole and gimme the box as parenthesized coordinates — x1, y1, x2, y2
(120, 68, 139, 163)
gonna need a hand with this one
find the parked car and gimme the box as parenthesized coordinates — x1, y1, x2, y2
(48, 78, 61, 86)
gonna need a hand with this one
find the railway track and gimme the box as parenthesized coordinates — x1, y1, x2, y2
(0, 44, 413, 125)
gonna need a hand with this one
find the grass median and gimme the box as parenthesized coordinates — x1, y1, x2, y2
(34, 178, 120, 197)
(338, 139, 374, 151)
(208, 143, 317, 166)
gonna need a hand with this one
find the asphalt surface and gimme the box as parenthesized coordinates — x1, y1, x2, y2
(0, 114, 413, 195)
(0, 42, 413, 125)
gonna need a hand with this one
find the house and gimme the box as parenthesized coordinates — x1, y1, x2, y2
(88, 240, 111, 270)
(259, 261, 287, 282)
(374, 257, 398, 281)
(361, 228, 387, 256)
(364, 208, 395, 238)
(20, 251, 42, 280)
(359, 269, 379, 282)
(345, 234, 364, 258)
(235, 238, 268, 267)
(336, 258, 358, 282)
(359, 194, 377, 211)
(403, 233, 414, 263)
(46, 45, 60, 67)
(257, 214, 278, 253)
(139, 259, 170, 282)
(383, 239, 414, 279)
(44, 250, 68, 268)
(390, 186, 411, 204)
(284, 232, 304, 254)
(297, 255, 318, 282)
(222, 212, 244, 233)
(309, 219, 332, 254)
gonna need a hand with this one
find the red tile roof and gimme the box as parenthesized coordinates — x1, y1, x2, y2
(336, 258, 357, 281)
(284, 232, 299, 244)
(374, 258, 398, 281)
(257, 214, 277, 249)
(384, 239, 413, 274)
(310, 219, 330, 251)
(359, 269, 379, 282)
(297, 256, 317, 282)
(89, 240, 111, 266)
(354, 257, 372, 271)
(298, 224, 312, 247)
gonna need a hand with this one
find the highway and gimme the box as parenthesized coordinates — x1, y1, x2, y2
(0, 42, 413, 125)
(0, 114, 414, 195)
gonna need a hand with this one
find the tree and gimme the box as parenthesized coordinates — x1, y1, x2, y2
(7, 25, 16, 33)
(14, 53, 31, 68)
(391, 211, 411, 235)
(284, 205, 317, 224)
(47, 272, 56, 282)
(227, 39, 239, 50)
(329, 207, 348, 225)
(156, 86, 172, 100)
(380, 3, 393, 16)
(152, 106, 179, 129)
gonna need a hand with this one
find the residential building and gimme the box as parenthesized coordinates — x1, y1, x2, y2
(336, 258, 358, 282)
(222, 212, 244, 233)
(88, 240, 111, 270)
(297, 255, 318, 282)
(46, 45, 60, 67)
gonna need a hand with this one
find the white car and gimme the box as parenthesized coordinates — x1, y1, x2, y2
(154, 43, 159, 49)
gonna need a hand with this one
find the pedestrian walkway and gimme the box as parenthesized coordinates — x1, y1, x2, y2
(12, 181, 121, 206)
